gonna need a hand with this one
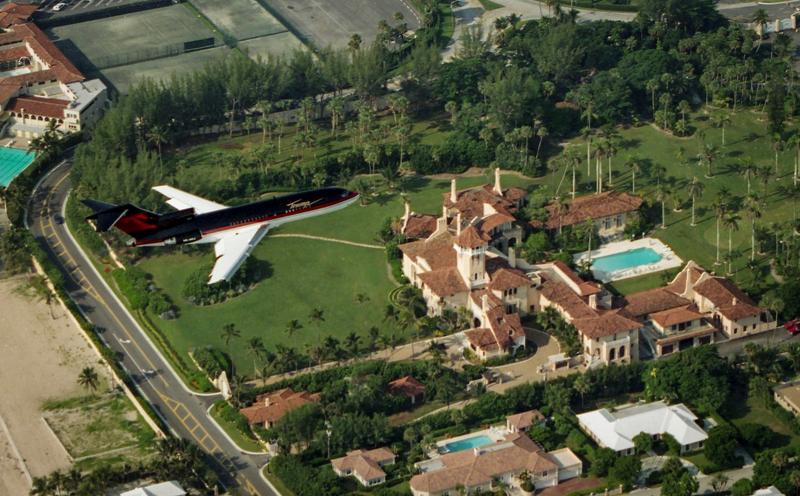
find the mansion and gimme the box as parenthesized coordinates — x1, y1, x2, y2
(398, 171, 777, 365)
(0, 3, 107, 140)
(532, 190, 643, 241)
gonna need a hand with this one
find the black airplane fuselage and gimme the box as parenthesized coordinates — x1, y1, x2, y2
(130, 187, 358, 246)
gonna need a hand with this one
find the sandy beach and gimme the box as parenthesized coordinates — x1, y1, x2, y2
(0, 276, 109, 494)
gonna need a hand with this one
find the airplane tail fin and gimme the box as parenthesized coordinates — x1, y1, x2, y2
(82, 199, 159, 237)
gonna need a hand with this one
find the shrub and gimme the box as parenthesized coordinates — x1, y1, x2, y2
(182, 257, 271, 305)
(194, 347, 231, 379)
(737, 423, 782, 452)
(213, 400, 254, 442)
(704, 424, 742, 470)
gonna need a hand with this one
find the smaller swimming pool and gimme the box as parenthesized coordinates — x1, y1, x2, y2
(0, 148, 35, 187)
(592, 247, 662, 273)
(439, 435, 494, 454)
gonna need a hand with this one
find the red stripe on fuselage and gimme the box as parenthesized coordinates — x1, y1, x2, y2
(134, 193, 355, 246)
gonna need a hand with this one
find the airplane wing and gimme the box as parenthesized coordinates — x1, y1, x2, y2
(152, 185, 227, 214)
(208, 224, 270, 284)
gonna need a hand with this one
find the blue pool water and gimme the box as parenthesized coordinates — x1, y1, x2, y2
(592, 247, 662, 273)
(440, 435, 494, 453)
(0, 148, 35, 187)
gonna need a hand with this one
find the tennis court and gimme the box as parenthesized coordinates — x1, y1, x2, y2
(101, 46, 232, 93)
(47, 4, 219, 70)
(0, 148, 35, 187)
(263, 0, 421, 49)
(239, 32, 306, 60)
(190, 0, 286, 41)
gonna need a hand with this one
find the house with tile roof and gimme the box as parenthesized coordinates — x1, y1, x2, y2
(388, 375, 426, 405)
(331, 447, 396, 487)
(532, 191, 643, 241)
(621, 261, 775, 357)
(576, 401, 708, 455)
(239, 388, 320, 429)
(410, 432, 581, 496)
(0, 3, 107, 141)
(506, 409, 545, 433)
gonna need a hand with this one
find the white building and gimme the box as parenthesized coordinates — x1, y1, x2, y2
(120, 481, 186, 496)
(576, 401, 708, 455)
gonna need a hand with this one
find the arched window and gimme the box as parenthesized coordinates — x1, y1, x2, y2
(619, 346, 626, 358)
(609, 348, 616, 360)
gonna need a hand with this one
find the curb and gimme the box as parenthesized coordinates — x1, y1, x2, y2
(204, 402, 268, 456)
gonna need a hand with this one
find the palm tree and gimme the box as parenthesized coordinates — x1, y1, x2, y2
(626, 154, 642, 194)
(772, 133, 784, 175)
(711, 188, 731, 265)
(535, 125, 548, 161)
(344, 332, 361, 358)
(712, 112, 731, 147)
(739, 158, 757, 195)
(146, 125, 168, 170)
(752, 9, 769, 38)
(246, 337, 266, 378)
(655, 183, 670, 229)
(28, 275, 56, 319)
(581, 126, 594, 176)
(220, 323, 240, 375)
(285, 319, 302, 338)
(723, 210, 741, 275)
(758, 165, 773, 197)
(367, 326, 380, 353)
(701, 143, 718, 178)
(77, 366, 100, 394)
(645, 78, 659, 116)
(309, 307, 325, 340)
(744, 194, 763, 261)
(688, 177, 705, 227)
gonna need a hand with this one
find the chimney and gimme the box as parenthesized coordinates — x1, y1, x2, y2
(481, 294, 489, 314)
(732, 297, 738, 306)
(508, 247, 516, 268)
(589, 294, 597, 309)
(456, 212, 462, 236)
(493, 167, 502, 195)
(450, 178, 457, 203)
(683, 267, 693, 298)
(401, 199, 411, 232)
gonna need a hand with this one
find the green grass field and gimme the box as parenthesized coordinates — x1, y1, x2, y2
(549, 110, 799, 292)
(725, 393, 800, 450)
(138, 170, 532, 371)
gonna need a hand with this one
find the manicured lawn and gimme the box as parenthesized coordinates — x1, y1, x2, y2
(478, 0, 504, 10)
(208, 402, 263, 452)
(138, 171, 533, 371)
(724, 392, 800, 450)
(550, 110, 799, 283)
(683, 452, 721, 474)
(607, 272, 668, 295)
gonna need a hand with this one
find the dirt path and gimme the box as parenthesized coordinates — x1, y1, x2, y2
(270, 233, 383, 249)
(0, 277, 110, 491)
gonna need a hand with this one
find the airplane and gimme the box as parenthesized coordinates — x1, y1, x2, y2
(82, 186, 359, 284)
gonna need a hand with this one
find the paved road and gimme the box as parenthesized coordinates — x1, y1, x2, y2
(26, 160, 276, 496)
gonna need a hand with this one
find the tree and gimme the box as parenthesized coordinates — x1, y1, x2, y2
(626, 154, 643, 194)
(609, 455, 641, 491)
(655, 182, 670, 229)
(710, 473, 730, 493)
(705, 424, 741, 470)
(633, 432, 654, 454)
(348, 33, 362, 52)
(731, 479, 754, 496)
(712, 112, 731, 147)
(744, 194, 763, 261)
(688, 176, 704, 227)
(146, 125, 168, 170)
(660, 457, 698, 496)
(309, 307, 325, 340)
(711, 189, 731, 265)
(246, 337, 265, 378)
(77, 366, 100, 394)
(284, 319, 302, 339)
(739, 159, 757, 195)
(220, 323, 240, 375)
(700, 143, 718, 178)
(723, 210, 740, 275)
(573, 373, 590, 409)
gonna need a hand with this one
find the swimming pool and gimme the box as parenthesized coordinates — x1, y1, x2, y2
(591, 247, 662, 273)
(439, 435, 494, 453)
(0, 148, 36, 187)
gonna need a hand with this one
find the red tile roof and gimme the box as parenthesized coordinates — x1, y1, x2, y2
(0, 46, 31, 62)
(488, 267, 531, 291)
(540, 191, 643, 230)
(455, 225, 489, 249)
(572, 309, 642, 339)
(443, 183, 525, 220)
(649, 305, 705, 328)
(402, 213, 437, 239)
(507, 409, 545, 430)
(331, 448, 394, 482)
(239, 388, 320, 426)
(539, 280, 598, 320)
(693, 276, 755, 308)
(0, 3, 37, 29)
(6, 95, 67, 119)
(388, 375, 425, 399)
(418, 268, 468, 297)
(399, 232, 456, 272)
(552, 261, 602, 296)
(622, 288, 690, 317)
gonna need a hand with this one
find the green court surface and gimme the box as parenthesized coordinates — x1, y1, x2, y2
(238, 32, 306, 60)
(0, 147, 35, 187)
(48, 4, 219, 70)
(189, 0, 286, 41)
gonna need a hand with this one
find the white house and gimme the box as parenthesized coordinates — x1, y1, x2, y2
(120, 481, 186, 496)
(576, 401, 708, 455)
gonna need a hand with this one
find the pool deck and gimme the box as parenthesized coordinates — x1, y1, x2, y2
(424, 425, 508, 461)
(573, 238, 683, 283)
